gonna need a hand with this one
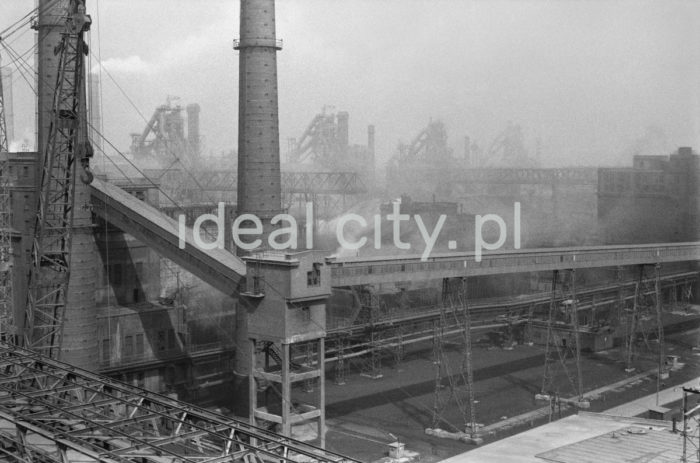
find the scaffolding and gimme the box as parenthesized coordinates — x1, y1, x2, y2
(430, 277, 479, 441)
(623, 264, 665, 384)
(540, 269, 584, 405)
(356, 286, 385, 379)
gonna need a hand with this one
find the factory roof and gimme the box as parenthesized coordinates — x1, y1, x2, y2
(440, 412, 680, 463)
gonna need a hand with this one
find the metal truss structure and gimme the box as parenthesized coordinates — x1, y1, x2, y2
(0, 343, 358, 463)
(430, 277, 477, 437)
(452, 167, 597, 185)
(146, 169, 367, 214)
(25, 2, 92, 357)
(623, 264, 665, 376)
(396, 120, 453, 164)
(185, 170, 367, 196)
(286, 111, 344, 167)
(540, 269, 583, 402)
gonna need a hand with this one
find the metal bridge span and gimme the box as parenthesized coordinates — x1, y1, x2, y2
(0, 344, 358, 463)
(89, 178, 699, 291)
(329, 243, 700, 286)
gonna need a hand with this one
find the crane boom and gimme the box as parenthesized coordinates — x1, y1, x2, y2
(24, 0, 92, 358)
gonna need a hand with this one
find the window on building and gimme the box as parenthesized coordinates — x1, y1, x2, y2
(301, 306, 311, 322)
(307, 263, 321, 286)
(113, 263, 122, 285)
(252, 275, 263, 294)
(124, 335, 133, 357)
(135, 334, 144, 355)
(157, 330, 166, 351)
(102, 339, 109, 362)
(100, 267, 109, 286)
(168, 329, 175, 350)
(135, 372, 145, 388)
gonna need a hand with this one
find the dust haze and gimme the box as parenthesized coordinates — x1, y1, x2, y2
(4, 0, 699, 172)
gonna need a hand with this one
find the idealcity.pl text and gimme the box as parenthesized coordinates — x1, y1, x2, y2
(178, 202, 521, 262)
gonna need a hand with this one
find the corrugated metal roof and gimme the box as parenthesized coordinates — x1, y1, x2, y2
(536, 426, 683, 463)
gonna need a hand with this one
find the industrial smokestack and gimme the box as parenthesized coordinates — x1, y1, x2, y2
(464, 135, 471, 165)
(235, 0, 283, 239)
(368, 124, 375, 156)
(233, 0, 283, 411)
(337, 111, 349, 150)
(186, 103, 201, 158)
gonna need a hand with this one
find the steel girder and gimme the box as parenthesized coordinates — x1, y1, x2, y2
(0, 343, 359, 463)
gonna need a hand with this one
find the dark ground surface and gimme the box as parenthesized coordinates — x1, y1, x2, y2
(304, 309, 700, 462)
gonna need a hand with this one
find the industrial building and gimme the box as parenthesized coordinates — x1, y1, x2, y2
(0, 0, 697, 462)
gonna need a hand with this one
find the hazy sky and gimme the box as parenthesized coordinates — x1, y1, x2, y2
(3, 0, 700, 169)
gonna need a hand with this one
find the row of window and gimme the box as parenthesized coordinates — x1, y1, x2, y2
(101, 329, 182, 362)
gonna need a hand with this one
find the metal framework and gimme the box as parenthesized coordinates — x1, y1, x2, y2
(355, 287, 384, 380)
(623, 264, 664, 375)
(540, 269, 583, 402)
(0, 342, 357, 463)
(430, 277, 477, 437)
(183, 170, 367, 196)
(0, 51, 13, 341)
(396, 120, 453, 164)
(287, 111, 342, 166)
(25, 2, 91, 357)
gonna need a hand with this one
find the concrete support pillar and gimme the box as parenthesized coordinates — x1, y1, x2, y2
(318, 337, 326, 447)
(281, 343, 291, 437)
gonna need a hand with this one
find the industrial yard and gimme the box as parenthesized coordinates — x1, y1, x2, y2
(0, 0, 698, 462)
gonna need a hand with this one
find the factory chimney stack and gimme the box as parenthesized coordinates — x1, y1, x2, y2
(235, 0, 283, 238)
(233, 0, 284, 411)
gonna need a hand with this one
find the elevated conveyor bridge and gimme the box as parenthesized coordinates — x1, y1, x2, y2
(90, 178, 246, 296)
(88, 179, 699, 292)
(329, 243, 700, 286)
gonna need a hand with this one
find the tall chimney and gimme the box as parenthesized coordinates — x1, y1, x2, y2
(235, 0, 282, 238)
(464, 135, 471, 165)
(186, 103, 201, 158)
(233, 0, 283, 411)
(337, 111, 349, 150)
